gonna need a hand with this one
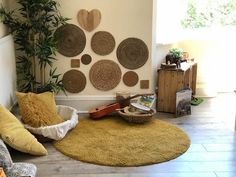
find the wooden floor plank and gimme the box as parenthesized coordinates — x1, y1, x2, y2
(203, 143, 236, 152)
(215, 172, 236, 177)
(187, 144, 207, 152)
(174, 151, 236, 162)
(42, 172, 218, 177)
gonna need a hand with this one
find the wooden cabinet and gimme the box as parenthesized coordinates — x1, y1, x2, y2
(157, 62, 197, 113)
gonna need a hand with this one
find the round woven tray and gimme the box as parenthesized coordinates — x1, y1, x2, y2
(54, 24, 86, 57)
(117, 107, 155, 124)
(91, 31, 115, 55)
(89, 60, 121, 91)
(123, 71, 139, 87)
(81, 54, 92, 65)
(117, 37, 149, 69)
(62, 69, 86, 93)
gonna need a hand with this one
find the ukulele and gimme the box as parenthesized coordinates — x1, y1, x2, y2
(89, 93, 154, 119)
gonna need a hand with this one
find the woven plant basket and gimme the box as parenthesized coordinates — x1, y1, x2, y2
(117, 107, 155, 124)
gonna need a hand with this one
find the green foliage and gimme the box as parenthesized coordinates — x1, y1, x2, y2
(169, 48, 183, 59)
(37, 68, 66, 94)
(0, 0, 69, 93)
(181, 0, 236, 28)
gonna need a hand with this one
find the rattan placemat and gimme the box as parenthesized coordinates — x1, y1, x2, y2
(91, 31, 115, 56)
(81, 54, 92, 65)
(140, 80, 149, 89)
(89, 60, 121, 91)
(123, 71, 139, 87)
(71, 59, 80, 68)
(62, 69, 86, 93)
(117, 37, 149, 69)
(54, 24, 86, 57)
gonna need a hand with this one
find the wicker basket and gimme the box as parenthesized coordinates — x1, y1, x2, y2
(23, 105, 78, 142)
(117, 106, 155, 124)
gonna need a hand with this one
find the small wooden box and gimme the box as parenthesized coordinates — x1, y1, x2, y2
(157, 62, 197, 113)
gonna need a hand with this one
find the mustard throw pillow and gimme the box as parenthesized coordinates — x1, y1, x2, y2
(0, 105, 48, 156)
(16, 92, 63, 128)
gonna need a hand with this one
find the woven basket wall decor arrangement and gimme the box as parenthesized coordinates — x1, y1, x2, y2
(89, 60, 121, 91)
(77, 9, 101, 32)
(62, 69, 86, 93)
(123, 71, 139, 87)
(81, 54, 92, 65)
(117, 37, 149, 69)
(91, 31, 116, 56)
(54, 24, 86, 57)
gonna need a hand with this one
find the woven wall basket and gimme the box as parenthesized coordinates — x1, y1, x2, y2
(123, 71, 139, 87)
(89, 60, 121, 91)
(117, 37, 149, 69)
(54, 24, 86, 57)
(62, 69, 86, 93)
(91, 31, 116, 56)
(81, 54, 92, 65)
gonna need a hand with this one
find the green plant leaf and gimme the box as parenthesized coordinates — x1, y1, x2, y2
(0, 0, 68, 93)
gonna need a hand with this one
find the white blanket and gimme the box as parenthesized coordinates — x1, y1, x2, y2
(24, 105, 79, 140)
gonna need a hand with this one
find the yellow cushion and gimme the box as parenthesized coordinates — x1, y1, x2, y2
(0, 105, 48, 155)
(16, 92, 63, 128)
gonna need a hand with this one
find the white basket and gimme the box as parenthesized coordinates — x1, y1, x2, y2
(23, 105, 79, 140)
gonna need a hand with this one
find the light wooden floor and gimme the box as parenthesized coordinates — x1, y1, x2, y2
(11, 92, 236, 177)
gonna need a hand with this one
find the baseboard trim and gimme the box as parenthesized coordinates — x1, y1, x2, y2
(55, 95, 117, 113)
(56, 95, 116, 101)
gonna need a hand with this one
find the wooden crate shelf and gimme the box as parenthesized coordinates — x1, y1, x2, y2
(157, 62, 197, 113)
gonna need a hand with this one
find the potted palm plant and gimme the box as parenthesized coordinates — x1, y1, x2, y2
(0, 0, 69, 93)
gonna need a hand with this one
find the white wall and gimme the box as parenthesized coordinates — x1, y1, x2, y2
(0, 0, 9, 38)
(55, 0, 153, 95)
(53, 0, 154, 111)
(0, 1, 16, 109)
(0, 35, 16, 108)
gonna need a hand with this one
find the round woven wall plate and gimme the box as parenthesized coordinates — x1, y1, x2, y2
(54, 24, 86, 57)
(81, 54, 92, 65)
(123, 71, 139, 87)
(91, 31, 115, 55)
(117, 37, 149, 69)
(89, 60, 121, 91)
(62, 69, 86, 93)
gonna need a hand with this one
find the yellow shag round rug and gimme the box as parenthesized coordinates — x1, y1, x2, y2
(53, 117, 190, 166)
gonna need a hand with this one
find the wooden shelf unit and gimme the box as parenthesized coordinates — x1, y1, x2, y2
(157, 62, 197, 113)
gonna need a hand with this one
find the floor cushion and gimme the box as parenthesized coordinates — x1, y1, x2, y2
(5, 163, 37, 177)
(0, 105, 47, 156)
(0, 139, 13, 171)
(16, 91, 63, 128)
(0, 139, 37, 177)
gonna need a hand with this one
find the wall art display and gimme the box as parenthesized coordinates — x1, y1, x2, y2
(62, 69, 86, 93)
(54, 24, 86, 57)
(117, 37, 149, 69)
(91, 31, 115, 56)
(81, 54, 92, 65)
(77, 9, 101, 32)
(140, 80, 149, 89)
(123, 71, 139, 87)
(71, 59, 80, 68)
(89, 60, 121, 91)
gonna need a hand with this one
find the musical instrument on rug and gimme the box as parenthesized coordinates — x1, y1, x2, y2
(89, 93, 154, 119)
